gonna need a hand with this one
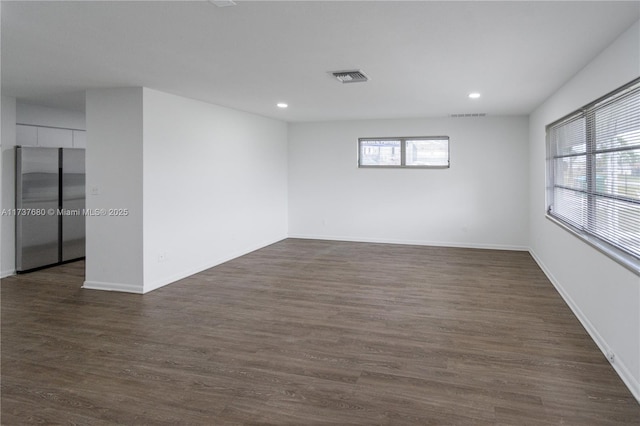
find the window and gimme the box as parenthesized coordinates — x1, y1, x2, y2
(547, 78, 640, 271)
(358, 137, 449, 168)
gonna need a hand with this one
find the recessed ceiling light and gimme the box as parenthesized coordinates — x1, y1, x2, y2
(468, 92, 481, 99)
(277, 103, 288, 108)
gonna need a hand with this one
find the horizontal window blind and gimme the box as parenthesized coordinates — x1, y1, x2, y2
(548, 79, 640, 260)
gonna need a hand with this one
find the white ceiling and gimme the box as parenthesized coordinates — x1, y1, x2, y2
(2, 1, 639, 122)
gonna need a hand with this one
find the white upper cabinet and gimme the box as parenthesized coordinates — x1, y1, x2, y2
(16, 124, 85, 149)
(72, 130, 87, 148)
(37, 127, 73, 148)
(16, 124, 38, 146)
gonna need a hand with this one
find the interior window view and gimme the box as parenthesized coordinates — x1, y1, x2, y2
(406, 138, 449, 166)
(1, 1, 639, 424)
(360, 139, 402, 166)
(359, 137, 449, 167)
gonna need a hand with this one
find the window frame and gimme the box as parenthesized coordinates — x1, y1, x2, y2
(546, 77, 640, 275)
(357, 136, 450, 169)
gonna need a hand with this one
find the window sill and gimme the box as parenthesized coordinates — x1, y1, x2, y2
(545, 215, 640, 277)
(358, 165, 450, 169)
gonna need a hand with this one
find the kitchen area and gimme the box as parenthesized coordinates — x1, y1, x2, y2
(1, 100, 86, 277)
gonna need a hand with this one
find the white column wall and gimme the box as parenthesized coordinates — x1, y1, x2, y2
(84, 88, 144, 293)
(84, 87, 287, 294)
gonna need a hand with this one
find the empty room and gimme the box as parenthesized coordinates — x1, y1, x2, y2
(1, 1, 639, 424)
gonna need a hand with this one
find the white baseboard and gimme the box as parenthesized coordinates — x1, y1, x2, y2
(529, 249, 640, 404)
(82, 280, 143, 294)
(142, 236, 287, 294)
(287, 233, 529, 252)
(1, 269, 16, 279)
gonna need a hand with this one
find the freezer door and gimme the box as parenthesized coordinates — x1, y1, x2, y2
(61, 149, 85, 261)
(16, 147, 60, 272)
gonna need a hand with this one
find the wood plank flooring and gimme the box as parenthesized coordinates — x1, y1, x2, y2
(2, 238, 639, 425)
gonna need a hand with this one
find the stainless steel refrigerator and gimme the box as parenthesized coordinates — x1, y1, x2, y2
(16, 146, 86, 272)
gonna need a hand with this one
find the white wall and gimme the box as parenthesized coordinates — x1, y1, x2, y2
(84, 87, 288, 293)
(529, 21, 640, 401)
(142, 88, 288, 293)
(16, 102, 85, 130)
(1, 96, 16, 278)
(84, 88, 144, 293)
(288, 116, 529, 250)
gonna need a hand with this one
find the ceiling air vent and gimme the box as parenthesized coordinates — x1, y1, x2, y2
(450, 113, 487, 118)
(331, 70, 369, 84)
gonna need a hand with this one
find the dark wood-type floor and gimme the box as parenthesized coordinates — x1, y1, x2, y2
(2, 239, 639, 425)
